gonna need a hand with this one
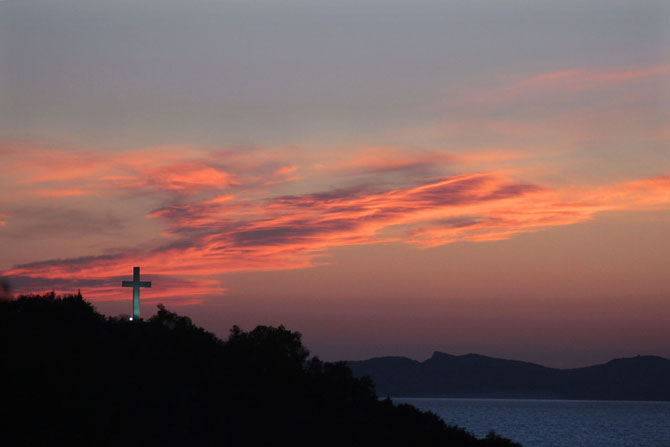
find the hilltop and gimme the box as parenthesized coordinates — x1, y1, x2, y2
(1, 293, 519, 446)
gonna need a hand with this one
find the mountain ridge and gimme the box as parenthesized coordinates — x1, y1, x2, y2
(347, 352, 670, 401)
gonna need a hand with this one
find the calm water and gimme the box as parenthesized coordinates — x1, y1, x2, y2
(394, 398, 670, 447)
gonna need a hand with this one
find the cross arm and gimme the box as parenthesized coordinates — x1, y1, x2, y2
(122, 281, 134, 287)
(138, 281, 151, 288)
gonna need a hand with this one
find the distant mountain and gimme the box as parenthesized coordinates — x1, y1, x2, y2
(348, 352, 670, 401)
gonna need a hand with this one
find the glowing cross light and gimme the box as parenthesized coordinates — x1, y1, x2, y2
(122, 267, 151, 321)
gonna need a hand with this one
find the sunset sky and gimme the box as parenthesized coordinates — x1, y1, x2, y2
(2, 0, 669, 367)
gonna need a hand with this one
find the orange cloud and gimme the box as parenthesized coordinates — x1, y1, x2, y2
(589, 176, 670, 210)
(145, 163, 239, 191)
(2, 139, 669, 303)
(32, 189, 92, 197)
(6, 171, 669, 302)
(275, 166, 298, 176)
(1, 141, 309, 202)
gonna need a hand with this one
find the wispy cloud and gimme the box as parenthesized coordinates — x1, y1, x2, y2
(1, 142, 299, 200)
(2, 59, 669, 304)
(473, 65, 670, 105)
(3, 206, 125, 238)
(31, 189, 93, 198)
(2, 272, 224, 304)
(3, 144, 669, 301)
(330, 147, 456, 175)
(529, 66, 670, 85)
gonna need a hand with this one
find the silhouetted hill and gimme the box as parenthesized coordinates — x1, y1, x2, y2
(1, 293, 519, 447)
(348, 352, 670, 400)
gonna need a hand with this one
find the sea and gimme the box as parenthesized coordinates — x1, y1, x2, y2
(393, 398, 670, 447)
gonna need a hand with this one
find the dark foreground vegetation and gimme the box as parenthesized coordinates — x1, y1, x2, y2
(1, 293, 519, 447)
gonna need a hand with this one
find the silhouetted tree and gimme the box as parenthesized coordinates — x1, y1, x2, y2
(1, 293, 521, 446)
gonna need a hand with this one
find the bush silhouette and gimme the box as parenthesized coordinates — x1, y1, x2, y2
(1, 293, 521, 446)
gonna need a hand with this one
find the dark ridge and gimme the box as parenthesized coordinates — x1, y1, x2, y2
(348, 352, 670, 400)
(1, 292, 520, 447)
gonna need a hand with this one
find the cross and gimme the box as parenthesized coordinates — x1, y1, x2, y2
(122, 266, 151, 321)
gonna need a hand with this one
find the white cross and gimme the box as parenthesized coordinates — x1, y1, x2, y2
(122, 267, 151, 320)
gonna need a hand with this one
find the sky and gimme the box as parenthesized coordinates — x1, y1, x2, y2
(1, 0, 669, 368)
